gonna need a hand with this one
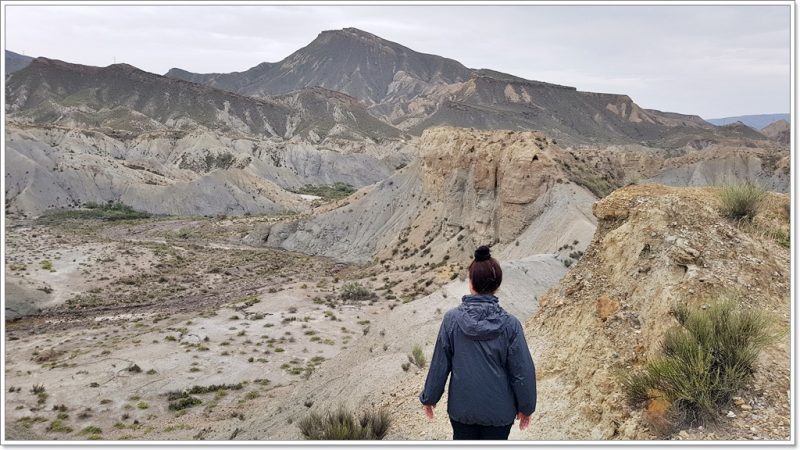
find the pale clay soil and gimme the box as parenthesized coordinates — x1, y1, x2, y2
(5, 215, 462, 441)
(4, 187, 792, 443)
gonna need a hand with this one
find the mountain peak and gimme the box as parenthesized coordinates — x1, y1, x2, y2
(321, 27, 380, 39)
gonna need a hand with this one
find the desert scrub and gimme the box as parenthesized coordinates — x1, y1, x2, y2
(718, 181, 766, 221)
(36, 201, 151, 224)
(79, 425, 102, 436)
(408, 344, 426, 368)
(40, 260, 55, 272)
(298, 406, 391, 440)
(622, 298, 777, 425)
(289, 182, 356, 201)
(339, 282, 377, 302)
(46, 420, 73, 433)
(168, 396, 202, 411)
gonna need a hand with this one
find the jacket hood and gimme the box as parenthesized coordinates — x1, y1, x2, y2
(455, 294, 507, 341)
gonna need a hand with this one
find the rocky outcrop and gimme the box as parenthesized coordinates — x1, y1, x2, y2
(522, 184, 790, 439)
(256, 127, 599, 263)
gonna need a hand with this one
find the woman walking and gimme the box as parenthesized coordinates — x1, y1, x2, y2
(419, 245, 537, 440)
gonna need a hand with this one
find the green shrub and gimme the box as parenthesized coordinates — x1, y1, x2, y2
(37, 201, 151, 224)
(297, 406, 391, 440)
(289, 183, 356, 201)
(339, 283, 376, 302)
(79, 426, 102, 435)
(46, 420, 73, 433)
(623, 298, 776, 424)
(168, 396, 202, 411)
(719, 182, 766, 221)
(408, 344, 426, 369)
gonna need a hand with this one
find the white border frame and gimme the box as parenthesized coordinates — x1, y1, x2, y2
(0, 1, 795, 448)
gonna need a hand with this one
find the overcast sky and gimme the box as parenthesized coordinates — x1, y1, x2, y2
(4, 4, 791, 119)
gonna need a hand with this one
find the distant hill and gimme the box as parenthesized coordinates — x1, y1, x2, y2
(707, 113, 790, 129)
(5, 50, 33, 75)
(761, 119, 790, 144)
(6, 57, 405, 143)
(166, 27, 482, 105)
(168, 27, 765, 147)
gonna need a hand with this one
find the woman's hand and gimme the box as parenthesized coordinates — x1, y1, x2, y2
(516, 412, 531, 430)
(423, 404, 435, 420)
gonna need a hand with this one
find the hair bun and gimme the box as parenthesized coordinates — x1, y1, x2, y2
(474, 245, 491, 262)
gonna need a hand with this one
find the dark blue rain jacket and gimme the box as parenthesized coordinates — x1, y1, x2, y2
(419, 294, 537, 426)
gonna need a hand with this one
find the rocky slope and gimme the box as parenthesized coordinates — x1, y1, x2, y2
(4, 57, 415, 217)
(168, 28, 770, 148)
(760, 119, 790, 145)
(517, 184, 791, 439)
(7, 57, 407, 143)
(166, 27, 478, 106)
(233, 184, 789, 441)
(378, 75, 734, 147)
(251, 127, 601, 264)
(271, 87, 405, 143)
(250, 124, 789, 265)
(5, 50, 33, 75)
(5, 123, 413, 216)
(6, 58, 293, 137)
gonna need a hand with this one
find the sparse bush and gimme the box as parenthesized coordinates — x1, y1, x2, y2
(289, 183, 356, 201)
(408, 344, 426, 368)
(622, 298, 777, 425)
(47, 420, 73, 433)
(37, 201, 151, 224)
(339, 283, 377, 302)
(719, 182, 766, 221)
(297, 406, 391, 440)
(80, 426, 102, 435)
(168, 396, 201, 411)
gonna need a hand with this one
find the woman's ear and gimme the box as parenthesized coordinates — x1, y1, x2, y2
(468, 278, 477, 295)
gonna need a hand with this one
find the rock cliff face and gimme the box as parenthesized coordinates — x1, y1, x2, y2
(522, 184, 790, 439)
(256, 127, 599, 263)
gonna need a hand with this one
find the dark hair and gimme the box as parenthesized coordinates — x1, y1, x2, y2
(468, 245, 502, 294)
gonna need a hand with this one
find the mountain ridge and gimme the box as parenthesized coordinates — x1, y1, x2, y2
(165, 27, 769, 147)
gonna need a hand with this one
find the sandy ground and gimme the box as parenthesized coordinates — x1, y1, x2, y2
(4, 214, 483, 441)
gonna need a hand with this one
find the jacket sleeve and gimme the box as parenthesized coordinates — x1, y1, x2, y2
(419, 315, 453, 405)
(507, 318, 537, 415)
